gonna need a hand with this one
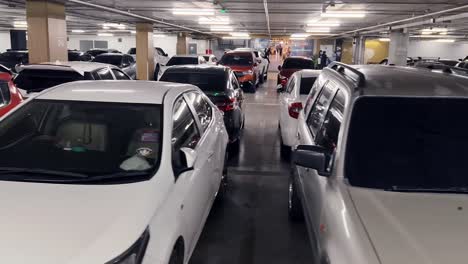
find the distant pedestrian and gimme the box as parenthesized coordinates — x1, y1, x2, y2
(317, 50, 322, 69)
(320, 51, 328, 68)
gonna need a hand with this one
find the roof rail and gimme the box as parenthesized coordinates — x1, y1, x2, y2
(327, 62, 366, 87)
(418, 63, 468, 76)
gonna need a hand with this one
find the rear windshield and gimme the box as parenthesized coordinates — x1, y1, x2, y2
(346, 97, 468, 190)
(166, 57, 198, 66)
(0, 52, 28, 63)
(14, 69, 85, 93)
(93, 55, 122, 66)
(283, 58, 314, 69)
(128, 48, 136, 55)
(0, 100, 162, 183)
(300, 77, 317, 95)
(220, 54, 253, 66)
(160, 71, 226, 92)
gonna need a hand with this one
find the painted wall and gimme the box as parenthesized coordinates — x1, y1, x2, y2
(0, 32, 11, 52)
(364, 40, 389, 64)
(408, 40, 468, 60)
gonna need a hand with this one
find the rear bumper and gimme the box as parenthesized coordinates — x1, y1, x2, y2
(223, 110, 242, 142)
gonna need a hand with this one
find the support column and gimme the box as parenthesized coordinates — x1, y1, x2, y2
(388, 29, 409, 66)
(26, 0, 67, 63)
(176, 33, 187, 55)
(136, 22, 155, 80)
(352, 36, 365, 64)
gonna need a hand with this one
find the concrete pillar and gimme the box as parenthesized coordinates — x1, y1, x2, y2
(352, 36, 365, 64)
(388, 29, 409, 66)
(177, 33, 187, 55)
(26, 0, 67, 63)
(136, 22, 155, 80)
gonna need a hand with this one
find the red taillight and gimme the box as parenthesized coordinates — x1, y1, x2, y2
(216, 97, 236, 112)
(280, 77, 288, 86)
(288, 102, 303, 119)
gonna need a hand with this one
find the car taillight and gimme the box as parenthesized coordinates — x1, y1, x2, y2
(288, 102, 303, 119)
(280, 75, 288, 86)
(216, 97, 236, 112)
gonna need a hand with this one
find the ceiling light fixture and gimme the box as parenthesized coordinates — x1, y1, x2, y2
(71, 29, 86, 33)
(306, 27, 331, 33)
(210, 26, 233, 32)
(291, 33, 310, 38)
(130, 30, 136, 34)
(230, 32, 250, 37)
(434, 39, 455, 43)
(97, 33, 114, 37)
(307, 22, 340, 27)
(199, 17, 230, 25)
(378, 38, 390, 42)
(172, 8, 215, 16)
(290, 37, 306, 40)
(223, 36, 250, 40)
(13, 21, 27, 28)
(321, 11, 366, 18)
(153, 34, 167, 38)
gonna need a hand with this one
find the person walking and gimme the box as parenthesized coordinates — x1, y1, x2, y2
(320, 51, 328, 69)
(317, 50, 322, 69)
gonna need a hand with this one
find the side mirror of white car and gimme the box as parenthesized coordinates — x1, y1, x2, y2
(180, 147, 197, 169)
(292, 145, 331, 177)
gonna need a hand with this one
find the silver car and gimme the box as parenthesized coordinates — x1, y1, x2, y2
(290, 62, 468, 264)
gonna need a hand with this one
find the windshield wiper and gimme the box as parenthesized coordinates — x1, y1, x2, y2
(385, 186, 468, 194)
(74, 171, 150, 183)
(0, 167, 88, 178)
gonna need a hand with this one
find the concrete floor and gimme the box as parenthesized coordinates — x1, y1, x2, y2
(189, 67, 314, 264)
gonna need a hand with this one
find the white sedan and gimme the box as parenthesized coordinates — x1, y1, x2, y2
(278, 69, 321, 157)
(0, 81, 228, 264)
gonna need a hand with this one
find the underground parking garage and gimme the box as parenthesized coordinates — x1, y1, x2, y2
(0, 0, 467, 263)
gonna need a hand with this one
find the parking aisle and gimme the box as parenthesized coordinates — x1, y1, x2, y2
(189, 72, 314, 264)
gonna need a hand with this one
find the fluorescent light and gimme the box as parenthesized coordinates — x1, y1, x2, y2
(71, 29, 86, 33)
(410, 34, 463, 39)
(13, 21, 27, 28)
(97, 33, 114, 37)
(305, 27, 331, 33)
(321, 11, 366, 18)
(102, 26, 110, 30)
(153, 34, 166, 38)
(307, 22, 340, 27)
(199, 17, 230, 25)
(291, 33, 309, 38)
(434, 39, 455, 43)
(290, 37, 306, 40)
(210, 26, 233, 32)
(230, 32, 250, 37)
(116, 24, 126, 30)
(222, 36, 250, 40)
(172, 8, 215, 16)
(130, 30, 136, 34)
(378, 38, 390, 42)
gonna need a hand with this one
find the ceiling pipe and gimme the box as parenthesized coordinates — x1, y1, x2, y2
(327, 3, 468, 38)
(263, 0, 272, 38)
(67, 0, 217, 37)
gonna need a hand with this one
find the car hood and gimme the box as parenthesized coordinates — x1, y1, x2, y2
(349, 186, 468, 264)
(224, 65, 253, 72)
(0, 179, 168, 264)
(279, 68, 299, 78)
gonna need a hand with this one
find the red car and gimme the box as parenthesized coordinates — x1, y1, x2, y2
(277, 56, 315, 88)
(0, 65, 23, 117)
(219, 51, 261, 93)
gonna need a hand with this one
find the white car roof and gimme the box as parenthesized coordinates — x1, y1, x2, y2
(296, 69, 322, 78)
(36, 80, 195, 104)
(19, 61, 117, 75)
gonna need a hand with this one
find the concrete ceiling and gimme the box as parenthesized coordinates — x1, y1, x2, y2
(0, 0, 466, 40)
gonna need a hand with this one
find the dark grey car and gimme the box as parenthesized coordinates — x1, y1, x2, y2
(92, 53, 137, 79)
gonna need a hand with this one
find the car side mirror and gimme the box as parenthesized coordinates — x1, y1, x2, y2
(276, 84, 284, 93)
(292, 145, 331, 177)
(278, 65, 282, 71)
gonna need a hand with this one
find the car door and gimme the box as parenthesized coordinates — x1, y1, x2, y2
(279, 75, 296, 132)
(170, 95, 211, 252)
(296, 81, 338, 249)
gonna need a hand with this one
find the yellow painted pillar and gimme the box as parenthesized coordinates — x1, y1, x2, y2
(26, 0, 67, 63)
(176, 33, 187, 55)
(136, 23, 155, 80)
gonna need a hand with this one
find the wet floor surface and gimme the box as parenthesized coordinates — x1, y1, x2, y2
(189, 68, 314, 264)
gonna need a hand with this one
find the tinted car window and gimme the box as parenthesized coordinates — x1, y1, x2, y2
(304, 79, 322, 114)
(283, 58, 314, 69)
(346, 97, 468, 190)
(0, 82, 11, 107)
(160, 71, 227, 92)
(185, 92, 213, 132)
(93, 55, 123, 67)
(112, 69, 130, 80)
(14, 69, 85, 93)
(0, 100, 162, 180)
(300, 77, 317, 95)
(166, 57, 199, 66)
(307, 83, 335, 137)
(316, 90, 344, 151)
(156, 48, 166, 56)
(219, 53, 253, 66)
(128, 48, 136, 55)
(97, 68, 114, 80)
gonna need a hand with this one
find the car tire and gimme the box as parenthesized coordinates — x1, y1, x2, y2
(168, 243, 184, 264)
(289, 171, 304, 221)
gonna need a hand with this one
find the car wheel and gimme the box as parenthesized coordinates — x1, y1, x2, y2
(289, 171, 304, 221)
(168, 243, 184, 264)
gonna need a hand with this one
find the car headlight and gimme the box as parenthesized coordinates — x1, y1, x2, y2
(106, 228, 150, 264)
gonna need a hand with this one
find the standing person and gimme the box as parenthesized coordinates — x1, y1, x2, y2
(321, 51, 328, 69)
(279, 43, 283, 58)
(317, 50, 322, 69)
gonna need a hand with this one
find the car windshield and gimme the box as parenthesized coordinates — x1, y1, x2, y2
(282, 58, 314, 69)
(219, 54, 253, 66)
(128, 48, 136, 55)
(161, 71, 226, 92)
(0, 52, 28, 62)
(93, 55, 122, 66)
(299, 77, 317, 95)
(14, 69, 85, 93)
(346, 97, 468, 190)
(0, 100, 162, 183)
(68, 52, 83, 61)
(166, 57, 198, 66)
(87, 50, 107, 57)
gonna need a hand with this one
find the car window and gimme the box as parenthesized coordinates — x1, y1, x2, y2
(231, 73, 240, 90)
(306, 82, 336, 138)
(126, 55, 135, 64)
(172, 97, 201, 150)
(316, 90, 345, 151)
(97, 68, 114, 80)
(303, 78, 324, 114)
(282, 58, 314, 69)
(93, 55, 122, 67)
(286, 76, 296, 93)
(155, 48, 165, 56)
(166, 57, 199, 66)
(185, 92, 213, 132)
(0, 82, 11, 108)
(219, 53, 253, 66)
(112, 69, 130, 80)
(160, 71, 227, 92)
(13, 69, 85, 93)
(300, 77, 318, 95)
